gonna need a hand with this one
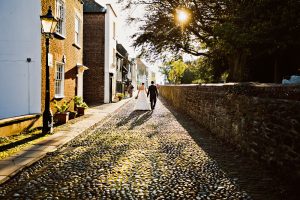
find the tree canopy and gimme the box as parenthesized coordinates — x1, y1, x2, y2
(119, 0, 300, 82)
(160, 60, 187, 84)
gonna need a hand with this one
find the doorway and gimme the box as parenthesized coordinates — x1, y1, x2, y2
(109, 73, 113, 103)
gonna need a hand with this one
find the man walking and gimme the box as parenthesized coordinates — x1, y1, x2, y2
(127, 82, 134, 97)
(147, 81, 159, 110)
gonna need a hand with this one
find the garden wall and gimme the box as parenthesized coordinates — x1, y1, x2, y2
(159, 83, 300, 180)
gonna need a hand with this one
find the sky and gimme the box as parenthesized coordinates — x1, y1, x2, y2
(96, 0, 142, 57)
(96, 0, 165, 83)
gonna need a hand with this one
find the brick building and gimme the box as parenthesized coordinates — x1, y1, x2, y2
(0, 0, 86, 136)
(41, 0, 86, 115)
(83, 0, 118, 104)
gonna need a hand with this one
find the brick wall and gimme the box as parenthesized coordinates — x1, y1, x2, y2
(83, 13, 105, 105)
(41, 0, 83, 112)
(159, 83, 300, 181)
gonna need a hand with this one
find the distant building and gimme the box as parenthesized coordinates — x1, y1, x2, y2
(83, 0, 117, 104)
(130, 58, 138, 89)
(116, 43, 129, 95)
(136, 58, 149, 87)
(149, 71, 156, 85)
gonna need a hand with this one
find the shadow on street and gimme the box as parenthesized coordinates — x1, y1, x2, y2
(116, 110, 153, 130)
(158, 97, 298, 200)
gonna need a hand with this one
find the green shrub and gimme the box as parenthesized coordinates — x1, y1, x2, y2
(116, 93, 124, 100)
(73, 96, 88, 108)
(54, 100, 70, 113)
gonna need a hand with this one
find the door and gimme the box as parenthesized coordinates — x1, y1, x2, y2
(109, 73, 113, 103)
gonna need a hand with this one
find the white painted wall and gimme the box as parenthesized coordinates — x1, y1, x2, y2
(0, 0, 41, 119)
(104, 4, 117, 103)
(131, 60, 138, 89)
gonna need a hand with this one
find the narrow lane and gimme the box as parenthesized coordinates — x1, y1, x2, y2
(0, 98, 286, 199)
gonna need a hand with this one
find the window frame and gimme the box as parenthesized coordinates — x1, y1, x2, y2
(74, 15, 81, 46)
(113, 22, 116, 40)
(55, 0, 66, 37)
(55, 62, 65, 98)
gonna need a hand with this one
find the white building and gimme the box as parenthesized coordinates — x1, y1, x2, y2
(0, 0, 41, 119)
(136, 58, 149, 87)
(104, 4, 117, 103)
(148, 70, 157, 86)
(130, 58, 138, 89)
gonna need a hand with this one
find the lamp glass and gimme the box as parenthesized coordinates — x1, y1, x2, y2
(40, 7, 58, 34)
(41, 18, 54, 33)
(50, 20, 58, 33)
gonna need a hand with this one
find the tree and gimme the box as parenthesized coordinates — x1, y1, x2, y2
(160, 60, 187, 84)
(119, 0, 300, 82)
(118, 0, 225, 58)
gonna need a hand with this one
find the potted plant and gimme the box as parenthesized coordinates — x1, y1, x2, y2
(54, 100, 70, 124)
(73, 96, 88, 116)
(69, 111, 77, 120)
(116, 93, 124, 101)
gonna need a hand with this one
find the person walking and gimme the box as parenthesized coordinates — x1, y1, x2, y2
(134, 83, 151, 111)
(147, 81, 159, 110)
(127, 83, 134, 97)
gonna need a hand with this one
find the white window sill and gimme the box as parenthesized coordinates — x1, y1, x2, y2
(54, 95, 65, 99)
(54, 32, 66, 40)
(72, 43, 81, 49)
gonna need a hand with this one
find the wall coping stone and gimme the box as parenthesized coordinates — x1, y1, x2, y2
(0, 114, 41, 128)
(161, 83, 300, 101)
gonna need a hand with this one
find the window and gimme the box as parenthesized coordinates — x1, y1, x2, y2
(56, 0, 65, 36)
(55, 63, 65, 98)
(116, 57, 119, 70)
(75, 16, 80, 45)
(113, 22, 116, 39)
(113, 48, 116, 66)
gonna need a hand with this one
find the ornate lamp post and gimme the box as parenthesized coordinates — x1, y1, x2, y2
(40, 7, 58, 134)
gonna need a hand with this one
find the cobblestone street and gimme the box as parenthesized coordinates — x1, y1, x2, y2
(0, 98, 289, 199)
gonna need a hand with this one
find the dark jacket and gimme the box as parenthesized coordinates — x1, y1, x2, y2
(147, 85, 158, 98)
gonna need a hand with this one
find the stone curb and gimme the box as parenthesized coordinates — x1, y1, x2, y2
(0, 98, 133, 185)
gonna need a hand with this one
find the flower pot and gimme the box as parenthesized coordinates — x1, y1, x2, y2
(76, 107, 85, 116)
(69, 111, 77, 120)
(55, 112, 69, 125)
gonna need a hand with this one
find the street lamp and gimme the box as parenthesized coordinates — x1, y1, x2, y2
(40, 6, 58, 134)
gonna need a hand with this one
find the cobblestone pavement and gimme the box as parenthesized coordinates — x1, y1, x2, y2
(0, 98, 290, 199)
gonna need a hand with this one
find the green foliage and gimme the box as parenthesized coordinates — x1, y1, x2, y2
(73, 96, 88, 108)
(54, 100, 70, 113)
(162, 60, 187, 84)
(0, 137, 9, 144)
(161, 58, 219, 84)
(117, 93, 124, 100)
(120, 0, 300, 82)
(189, 58, 214, 83)
(221, 72, 229, 83)
(181, 68, 195, 84)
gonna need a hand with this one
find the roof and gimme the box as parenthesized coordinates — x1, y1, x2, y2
(106, 4, 117, 17)
(136, 58, 148, 74)
(117, 43, 128, 57)
(83, 0, 106, 13)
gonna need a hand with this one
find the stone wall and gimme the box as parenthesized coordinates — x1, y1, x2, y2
(0, 115, 42, 137)
(159, 83, 300, 180)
